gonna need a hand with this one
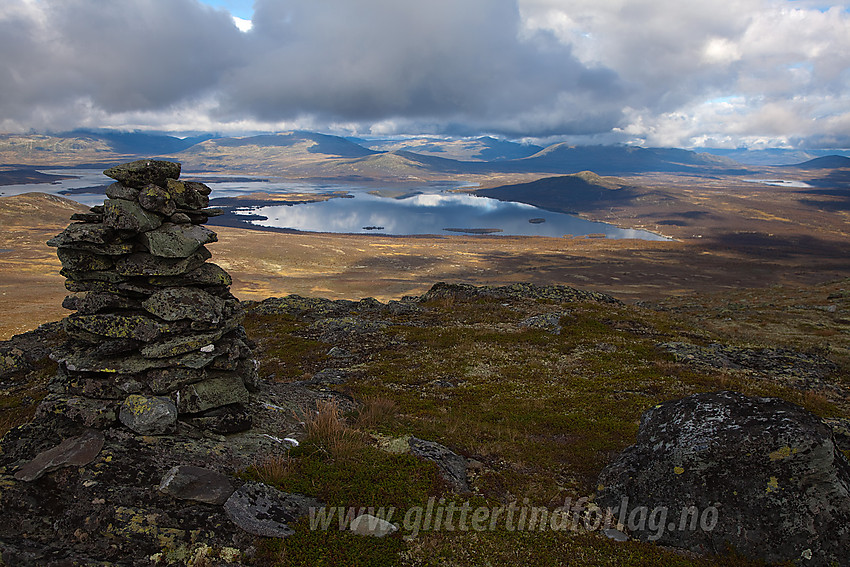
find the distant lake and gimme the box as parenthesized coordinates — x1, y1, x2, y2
(1, 169, 667, 240)
(233, 191, 667, 239)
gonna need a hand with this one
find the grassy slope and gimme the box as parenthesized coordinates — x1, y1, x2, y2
(236, 282, 849, 566)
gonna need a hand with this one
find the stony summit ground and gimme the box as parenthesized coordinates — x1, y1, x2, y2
(1, 279, 848, 566)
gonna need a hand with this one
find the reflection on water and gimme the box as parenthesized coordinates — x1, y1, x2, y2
(234, 191, 668, 239)
(2, 170, 667, 240)
(744, 179, 813, 188)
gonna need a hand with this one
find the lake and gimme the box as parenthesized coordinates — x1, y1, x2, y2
(0, 169, 667, 240)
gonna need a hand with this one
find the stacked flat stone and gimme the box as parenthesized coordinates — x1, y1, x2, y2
(45, 159, 258, 435)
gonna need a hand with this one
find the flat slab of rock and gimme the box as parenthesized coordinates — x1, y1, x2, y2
(104, 159, 181, 188)
(115, 248, 211, 277)
(408, 437, 470, 493)
(175, 375, 250, 414)
(596, 390, 850, 566)
(142, 287, 224, 324)
(224, 482, 321, 538)
(14, 429, 105, 482)
(159, 465, 234, 505)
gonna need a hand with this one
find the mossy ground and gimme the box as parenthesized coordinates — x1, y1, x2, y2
(240, 283, 848, 566)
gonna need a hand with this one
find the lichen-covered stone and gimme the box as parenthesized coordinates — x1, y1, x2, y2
(184, 181, 212, 196)
(48, 223, 115, 247)
(65, 313, 166, 342)
(223, 482, 320, 538)
(104, 159, 181, 188)
(138, 183, 177, 216)
(115, 248, 211, 277)
(63, 292, 143, 314)
(103, 198, 163, 232)
(166, 179, 208, 210)
(142, 287, 225, 324)
(140, 223, 217, 258)
(105, 182, 141, 200)
(144, 262, 232, 287)
(185, 404, 252, 434)
(56, 248, 113, 272)
(140, 329, 225, 359)
(174, 374, 249, 414)
(60, 267, 126, 283)
(596, 390, 850, 566)
(409, 437, 470, 493)
(159, 465, 234, 505)
(119, 394, 178, 435)
(146, 367, 207, 395)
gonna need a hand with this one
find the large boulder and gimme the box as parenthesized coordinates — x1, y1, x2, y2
(596, 391, 850, 566)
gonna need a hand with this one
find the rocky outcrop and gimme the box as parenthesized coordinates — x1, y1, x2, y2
(596, 390, 850, 566)
(44, 159, 257, 434)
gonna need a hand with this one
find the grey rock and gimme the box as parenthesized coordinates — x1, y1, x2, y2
(48, 223, 115, 247)
(174, 374, 249, 414)
(409, 437, 470, 493)
(119, 394, 177, 435)
(56, 248, 113, 272)
(103, 198, 163, 233)
(421, 281, 621, 305)
(184, 180, 212, 196)
(186, 404, 253, 434)
(658, 342, 838, 384)
(105, 182, 140, 200)
(140, 329, 225, 359)
(69, 212, 103, 223)
(142, 287, 225, 324)
(519, 312, 567, 334)
(146, 367, 207, 395)
(308, 368, 349, 385)
(13, 429, 105, 482)
(60, 267, 125, 283)
(34, 394, 117, 428)
(138, 184, 176, 216)
(596, 390, 850, 566)
(166, 179, 208, 210)
(144, 262, 233, 287)
(159, 465, 234, 505)
(169, 212, 192, 224)
(224, 482, 321, 538)
(63, 292, 142, 315)
(350, 514, 398, 537)
(114, 248, 211, 277)
(103, 159, 181, 188)
(65, 313, 164, 342)
(140, 223, 217, 258)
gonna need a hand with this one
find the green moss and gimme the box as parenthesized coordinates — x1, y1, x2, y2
(243, 313, 329, 381)
(255, 444, 445, 510)
(257, 524, 406, 567)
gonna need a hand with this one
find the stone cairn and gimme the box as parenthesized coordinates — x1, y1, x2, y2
(43, 159, 258, 436)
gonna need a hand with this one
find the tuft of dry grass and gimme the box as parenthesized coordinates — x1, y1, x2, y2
(354, 396, 397, 430)
(251, 452, 296, 486)
(302, 398, 365, 460)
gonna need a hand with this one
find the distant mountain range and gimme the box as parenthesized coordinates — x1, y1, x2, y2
(1, 129, 848, 179)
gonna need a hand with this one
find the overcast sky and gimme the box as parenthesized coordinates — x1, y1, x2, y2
(1, 0, 848, 148)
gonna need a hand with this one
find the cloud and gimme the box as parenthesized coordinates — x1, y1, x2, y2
(0, 0, 848, 147)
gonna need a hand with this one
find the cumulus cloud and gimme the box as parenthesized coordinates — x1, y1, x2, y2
(0, 0, 848, 147)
